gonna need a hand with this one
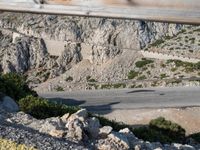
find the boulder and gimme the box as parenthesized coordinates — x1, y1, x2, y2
(85, 117, 100, 139)
(66, 118, 84, 141)
(39, 117, 65, 134)
(171, 143, 195, 150)
(119, 128, 137, 149)
(99, 126, 113, 138)
(49, 129, 66, 138)
(74, 109, 88, 120)
(67, 109, 88, 123)
(0, 96, 19, 112)
(61, 113, 70, 123)
(108, 132, 130, 149)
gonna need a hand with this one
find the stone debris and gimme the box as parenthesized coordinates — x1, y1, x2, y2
(0, 105, 199, 150)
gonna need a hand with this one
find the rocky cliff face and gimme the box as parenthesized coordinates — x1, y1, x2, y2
(0, 12, 184, 86)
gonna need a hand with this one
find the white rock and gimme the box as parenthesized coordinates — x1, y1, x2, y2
(49, 129, 66, 138)
(74, 109, 88, 119)
(99, 126, 113, 138)
(61, 113, 70, 123)
(39, 117, 64, 134)
(108, 132, 130, 149)
(66, 118, 84, 141)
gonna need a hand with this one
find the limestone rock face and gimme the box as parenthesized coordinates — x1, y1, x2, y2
(0, 12, 184, 84)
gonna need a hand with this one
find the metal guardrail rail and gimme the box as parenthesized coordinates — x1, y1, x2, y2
(0, 0, 199, 24)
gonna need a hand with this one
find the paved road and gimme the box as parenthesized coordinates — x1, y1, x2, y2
(39, 86, 200, 111)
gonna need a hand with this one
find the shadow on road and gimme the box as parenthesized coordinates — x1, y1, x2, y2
(48, 98, 86, 106)
(47, 98, 120, 115)
(83, 102, 120, 115)
(127, 89, 155, 94)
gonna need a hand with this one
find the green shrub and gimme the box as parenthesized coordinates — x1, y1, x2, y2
(0, 73, 37, 102)
(93, 115, 130, 131)
(151, 39, 165, 47)
(19, 95, 80, 119)
(128, 70, 139, 79)
(156, 118, 184, 141)
(65, 76, 73, 82)
(160, 73, 167, 79)
(86, 76, 97, 82)
(188, 133, 200, 143)
(134, 117, 186, 144)
(135, 59, 154, 68)
(88, 78, 97, 82)
(113, 83, 126, 89)
(55, 86, 64, 91)
(100, 84, 112, 89)
(137, 75, 146, 80)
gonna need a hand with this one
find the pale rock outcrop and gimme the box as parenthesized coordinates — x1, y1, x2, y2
(66, 118, 85, 141)
(99, 126, 113, 138)
(39, 117, 65, 133)
(61, 113, 70, 123)
(2, 108, 200, 150)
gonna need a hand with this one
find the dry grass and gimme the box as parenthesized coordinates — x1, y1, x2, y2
(0, 138, 36, 150)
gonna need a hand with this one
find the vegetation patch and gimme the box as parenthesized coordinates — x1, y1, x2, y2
(167, 60, 200, 72)
(160, 73, 168, 79)
(0, 138, 36, 150)
(151, 39, 165, 47)
(19, 95, 80, 119)
(55, 86, 64, 92)
(127, 70, 139, 79)
(137, 75, 147, 80)
(133, 117, 186, 144)
(65, 76, 73, 82)
(113, 83, 126, 89)
(86, 76, 97, 82)
(188, 133, 200, 143)
(0, 73, 37, 102)
(135, 58, 154, 68)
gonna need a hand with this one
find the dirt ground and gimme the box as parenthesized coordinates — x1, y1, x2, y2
(101, 107, 200, 135)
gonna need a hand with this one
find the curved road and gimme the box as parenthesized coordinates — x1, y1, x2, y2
(39, 86, 200, 112)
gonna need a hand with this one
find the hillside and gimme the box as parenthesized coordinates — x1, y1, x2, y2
(0, 12, 199, 92)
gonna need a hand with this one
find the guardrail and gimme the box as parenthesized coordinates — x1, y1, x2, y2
(0, 0, 200, 24)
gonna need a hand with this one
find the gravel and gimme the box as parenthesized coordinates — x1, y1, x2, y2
(0, 121, 88, 150)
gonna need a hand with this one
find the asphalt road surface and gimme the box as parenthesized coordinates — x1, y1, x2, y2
(39, 86, 200, 112)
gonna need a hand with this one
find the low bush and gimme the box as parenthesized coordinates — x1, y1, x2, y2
(187, 133, 200, 143)
(93, 115, 130, 131)
(137, 75, 146, 80)
(19, 95, 80, 119)
(133, 117, 186, 144)
(135, 59, 154, 68)
(151, 39, 165, 47)
(113, 83, 126, 89)
(65, 76, 73, 82)
(0, 73, 37, 102)
(128, 70, 139, 79)
(55, 86, 64, 92)
(0, 138, 36, 150)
